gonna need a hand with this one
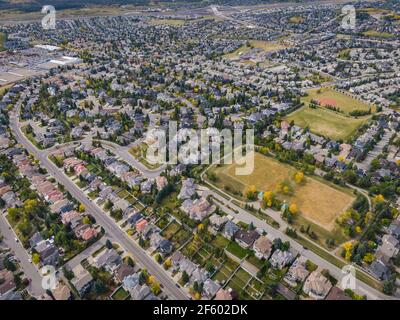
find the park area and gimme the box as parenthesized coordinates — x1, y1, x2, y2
(0, 32, 6, 51)
(301, 88, 375, 115)
(285, 106, 370, 141)
(284, 88, 374, 141)
(149, 19, 186, 26)
(209, 152, 355, 233)
(223, 40, 288, 60)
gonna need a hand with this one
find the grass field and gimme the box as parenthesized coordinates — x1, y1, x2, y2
(111, 287, 130, 300)
(302, 88, 374, 114)
(285, 106, 371, 141)
(224, 40, 288, 60)
(210, 152, 355, 232)
(284, 88, 374, 141)
(0, 32, 6, 51)
(129, 143, 161, 170)
(362, 30, 394, 38)
(149, 19, 186, 26)
(289, 16, 304, 23)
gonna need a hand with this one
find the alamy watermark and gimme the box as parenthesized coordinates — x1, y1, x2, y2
(144, 122, 255, 175)
(41, 5, 56, 30)
(341, 5, 356, 30)
(41, 265, 57, 290)
(341, 265, 357, 291)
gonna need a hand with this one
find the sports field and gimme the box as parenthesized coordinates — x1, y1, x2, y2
(362, 30, 394, 38)
(224, 40, 288, 60)
(149, 19, 186, 26)
(285, 88, 373, 141)
(0, 32, 6, 51)
(302, 88, 374, 114)
(285, 106, 371, 141)
(210, 152, 355, 231)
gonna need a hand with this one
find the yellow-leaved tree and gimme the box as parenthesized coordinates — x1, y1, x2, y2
(289, 203, 298, 215)
(294, 172, 305, 184)
(374, 194, 385, 203)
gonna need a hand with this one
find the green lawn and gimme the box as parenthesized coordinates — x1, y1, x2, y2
(0, 32, 6, 51)
(211, 235, 230, 249)
(160, 221, 180, 239)
(224, 40, 288, 60)
(111, 287, 130, 300)
(246, 255, 264, 270)
(226, 242, 248, 260)
(363, 30, 394, 38)
(235, 268, 252, 283)
(285, 106, 371, 141)
(302, 88, 375, 114)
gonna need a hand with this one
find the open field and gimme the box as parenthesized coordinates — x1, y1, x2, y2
(223, 40, 288, 60)
(362, 30, 395, 38)
(210, 152, 355, 231)
(129, 143, 161, 170)
(0, 6, 138, 23)
(0, 32, 6, 51)
(289, 15, 304, 23)
(302, 88, 374, 114)
(148, 19, 186, 26)
(285, 106, 371, 141)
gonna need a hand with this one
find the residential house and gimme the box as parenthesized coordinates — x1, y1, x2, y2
(178, 178, 197, 200)
(52, 283, 72, 300)
(122, 273, 140, 292)
(235, 229, 260, 248)
(202, 279, 221, 299)
(159, 239, 173, 256)
(325, 287, 351, 300)
(170, 251, 184, 271)
(181, 197, 215, 221)
(71, 264, 93, 297)
(190, 268, 209, 286)
(253, 235, 273, 260)
(34, 239, 60, 266)
(269, 249, 294, 269)
(223, 221, 239, 239)
(93, 249, 122, 273)
(130, 284, 151, 300)
(284, 256, 310, 287)
(114, 263, 137, 283)
(179, 258, 197, 277)
(156, 176, 168, 191)
(369, 260, 391, 281)
(0, 270, 16, 298)
(303, 271, 332, 300)
(208, 214, 228, 234)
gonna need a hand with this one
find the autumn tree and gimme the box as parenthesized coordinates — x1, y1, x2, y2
(245, 185, 257, 201)
(289, 203, 298, 215)
(32, 253, 40, 265)
(294, 171, 305, 184)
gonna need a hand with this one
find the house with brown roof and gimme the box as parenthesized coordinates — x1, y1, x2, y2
(214, 288, 233, 300)
(284, 256, 310, 287)
(235, 229, 260, 248)
(0, 270, 16, 298)
(181, 197, 215, 221)
(253, 235, 273, 259)
(52, 283, 72, 300)
(303, 271, 332, 300)
(114, 263, 138, 283)
(325, 286, 351, 300)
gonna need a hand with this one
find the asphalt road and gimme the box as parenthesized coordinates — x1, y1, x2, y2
(201, 188, 396, 301)
(0, 213, 45, 297)
(9, 111, 187, 300)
